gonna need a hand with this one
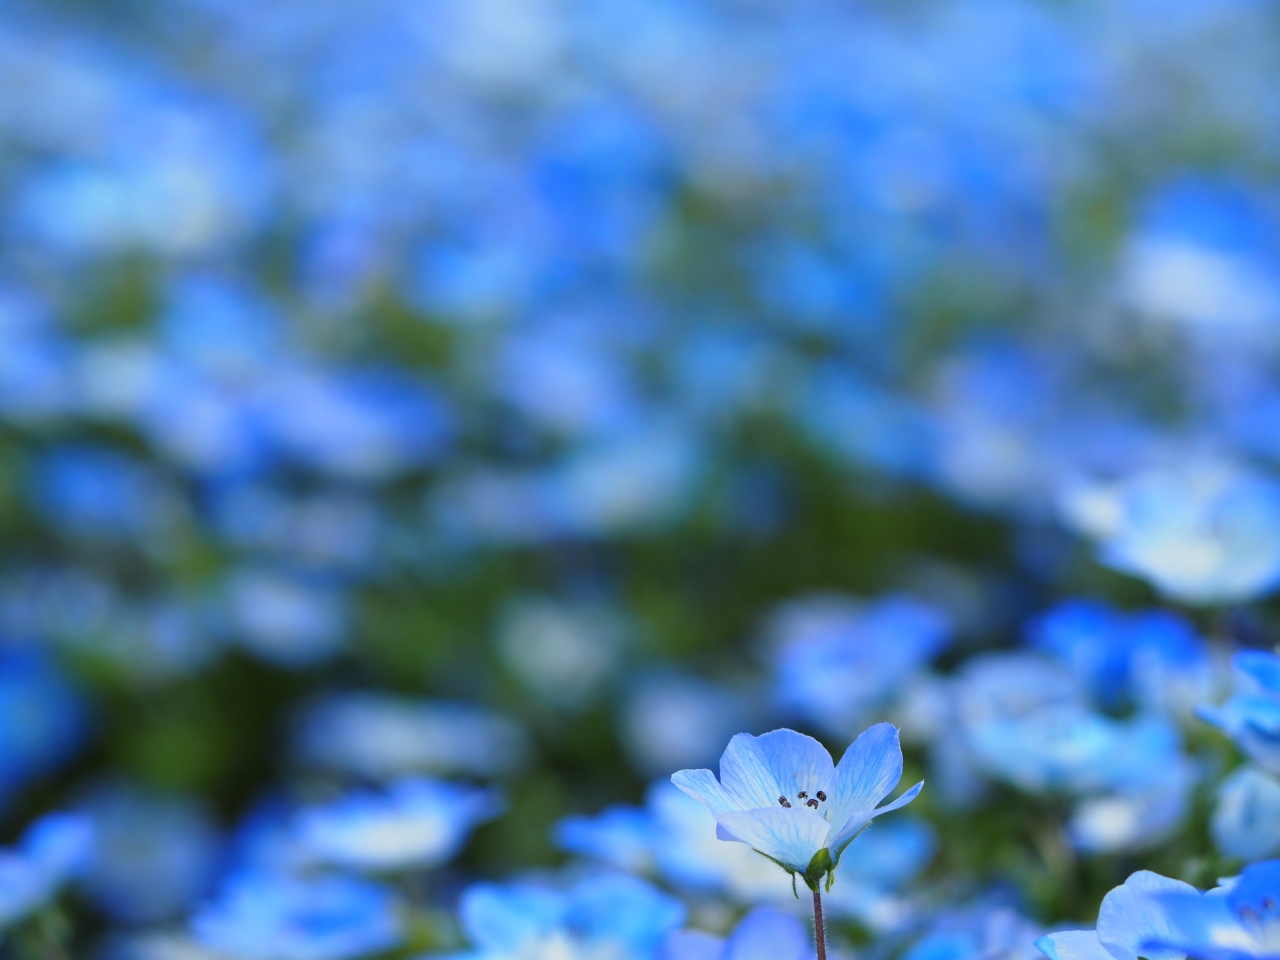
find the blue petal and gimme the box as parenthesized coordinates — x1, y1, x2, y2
(458, 883, 562, 953)
(829, 780, 923, 857)
(661, 930, 726, 960)
(1143, 893, 1246, 960)
(719, 730, 834, 810)
(725, 907, 813, 960)
(1036, 931, 1116, 960)
(832, 724, 904, 819)
(1097, 871, 1196, 960)
(1236, 651, 1280, 695)
(714, 807, 832, 874)
(671, 768, 736, 814)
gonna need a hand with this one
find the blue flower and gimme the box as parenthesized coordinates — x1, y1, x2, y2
(1029, 600, 1209, 714)
(295, 777, 502, 872)
(1213, 766, 1280, 860)
(769, 594, 951, 735)
(1058, 461, 1280, 605)
(0, 812, 94, 928)
(191, 870, 401, 960)
(1035, 870, 1196, 960)
(1200, 652, 1280, 772)
(293, 693, 529, 781)
(0, 648, 88, 804)
(1138, 860, 1280, 960)
(451, 872, 685, 960)
(906, 906, 1044, 960)
(671, 724, 923, 890)
(77, 782, 222, 924)
(659, 906, 813, 960)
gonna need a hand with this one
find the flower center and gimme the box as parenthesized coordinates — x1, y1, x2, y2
(779, 790, 828, 809)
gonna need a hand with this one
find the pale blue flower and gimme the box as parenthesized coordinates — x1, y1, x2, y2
(770, 594, 951, 735)
(906, 906, 1043, 960)
(1035, 870, 1196, 960)
(78, 782, 222, 924)
(659, 906, 813, 960)
(671, 724, 923, 889)
(1058, 461, 1280, 605)
(452, 872, 685, 960)
(1200, 652, 1280, 772)
(192, 870, 401, 960)
(294, 693, 529, 780)
(295, 777, 502, 872)
(0, 811, 94, 928)
(1142, 860, 1280, 960)
(1213, 766, 1280, 860)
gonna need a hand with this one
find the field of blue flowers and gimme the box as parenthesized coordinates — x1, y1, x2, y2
(3, 0, 1280, 957)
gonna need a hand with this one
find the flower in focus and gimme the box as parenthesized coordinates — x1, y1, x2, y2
(659, 906, 813, 960)
(0, 812, 93, 929)
(449, 872, 685, 960)
(191, 870, 401, 960)
(295, 777, 502, 872)
(671, 724, 922, 890)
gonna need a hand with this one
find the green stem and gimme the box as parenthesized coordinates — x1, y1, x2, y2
(812, 885, 827, 960)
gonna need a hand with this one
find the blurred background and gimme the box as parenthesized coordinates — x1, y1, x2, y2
(3, 0, 1280, 957)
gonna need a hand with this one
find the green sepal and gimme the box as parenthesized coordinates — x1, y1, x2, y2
(803, 847, 834, 892)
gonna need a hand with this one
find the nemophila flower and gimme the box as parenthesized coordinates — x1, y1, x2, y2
(1213, 766, 1280, 860)
(1140, 860, 1280, 960)
(905, 905, 1043, 960)
(0, 811, 94, 928)
(294, 693, 529, 781)
(1029, 600, 1211, 716)
(620, 673, 753, 775)
(191, 870, 401, 960)
(1058, 461, 1280, 605)
(77, 782, 222, 924)
(0, 648, 88, 804)
(448, 872, 685, 960)
(769, 594, 951, 736)
(556, 779, 933, 930)
(1035, 870, 1195, 960)
(1200, 652, 1280, 772)
(670, 724, 922, 892)
(295, 777, 502, 872)
(659, 906, 813, 960)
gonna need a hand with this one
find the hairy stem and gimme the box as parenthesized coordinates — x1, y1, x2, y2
(813, 885, 827, 960)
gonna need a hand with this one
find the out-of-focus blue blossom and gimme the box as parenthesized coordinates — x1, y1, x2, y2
(620, 673, 753, 776)
(769, 593, 951, 735)
(32, 445, 184, 544)
(905, 905, 1043, 960)
(78, 782, 222, 925)
(253, 367, 453, 481)
(1059, 461, 1280, 605)
(1035, 870, 1194, 960)
(659, 906, 812, 960)
(209, 485, 385, 574)
(1212, 766, 1280, 861)
(223, 566, 348, 669)
(451, 872, 685, 960)
(0, 811, 94, 928)
(1066, 759, 1197, 855)
(496, 596, 629, 710)
(1028, 600, 1211, 715)
(0, 647, 89, 804)
(1200, 651, 1280, 772)
(671, 725, 922, 887)
(294, 693, 529, 780)
(192, 870, 402, 960)
(1120, 179, 1280, 340)
(1141, 862, 1280, 960)
(295, 777, 502, 872)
